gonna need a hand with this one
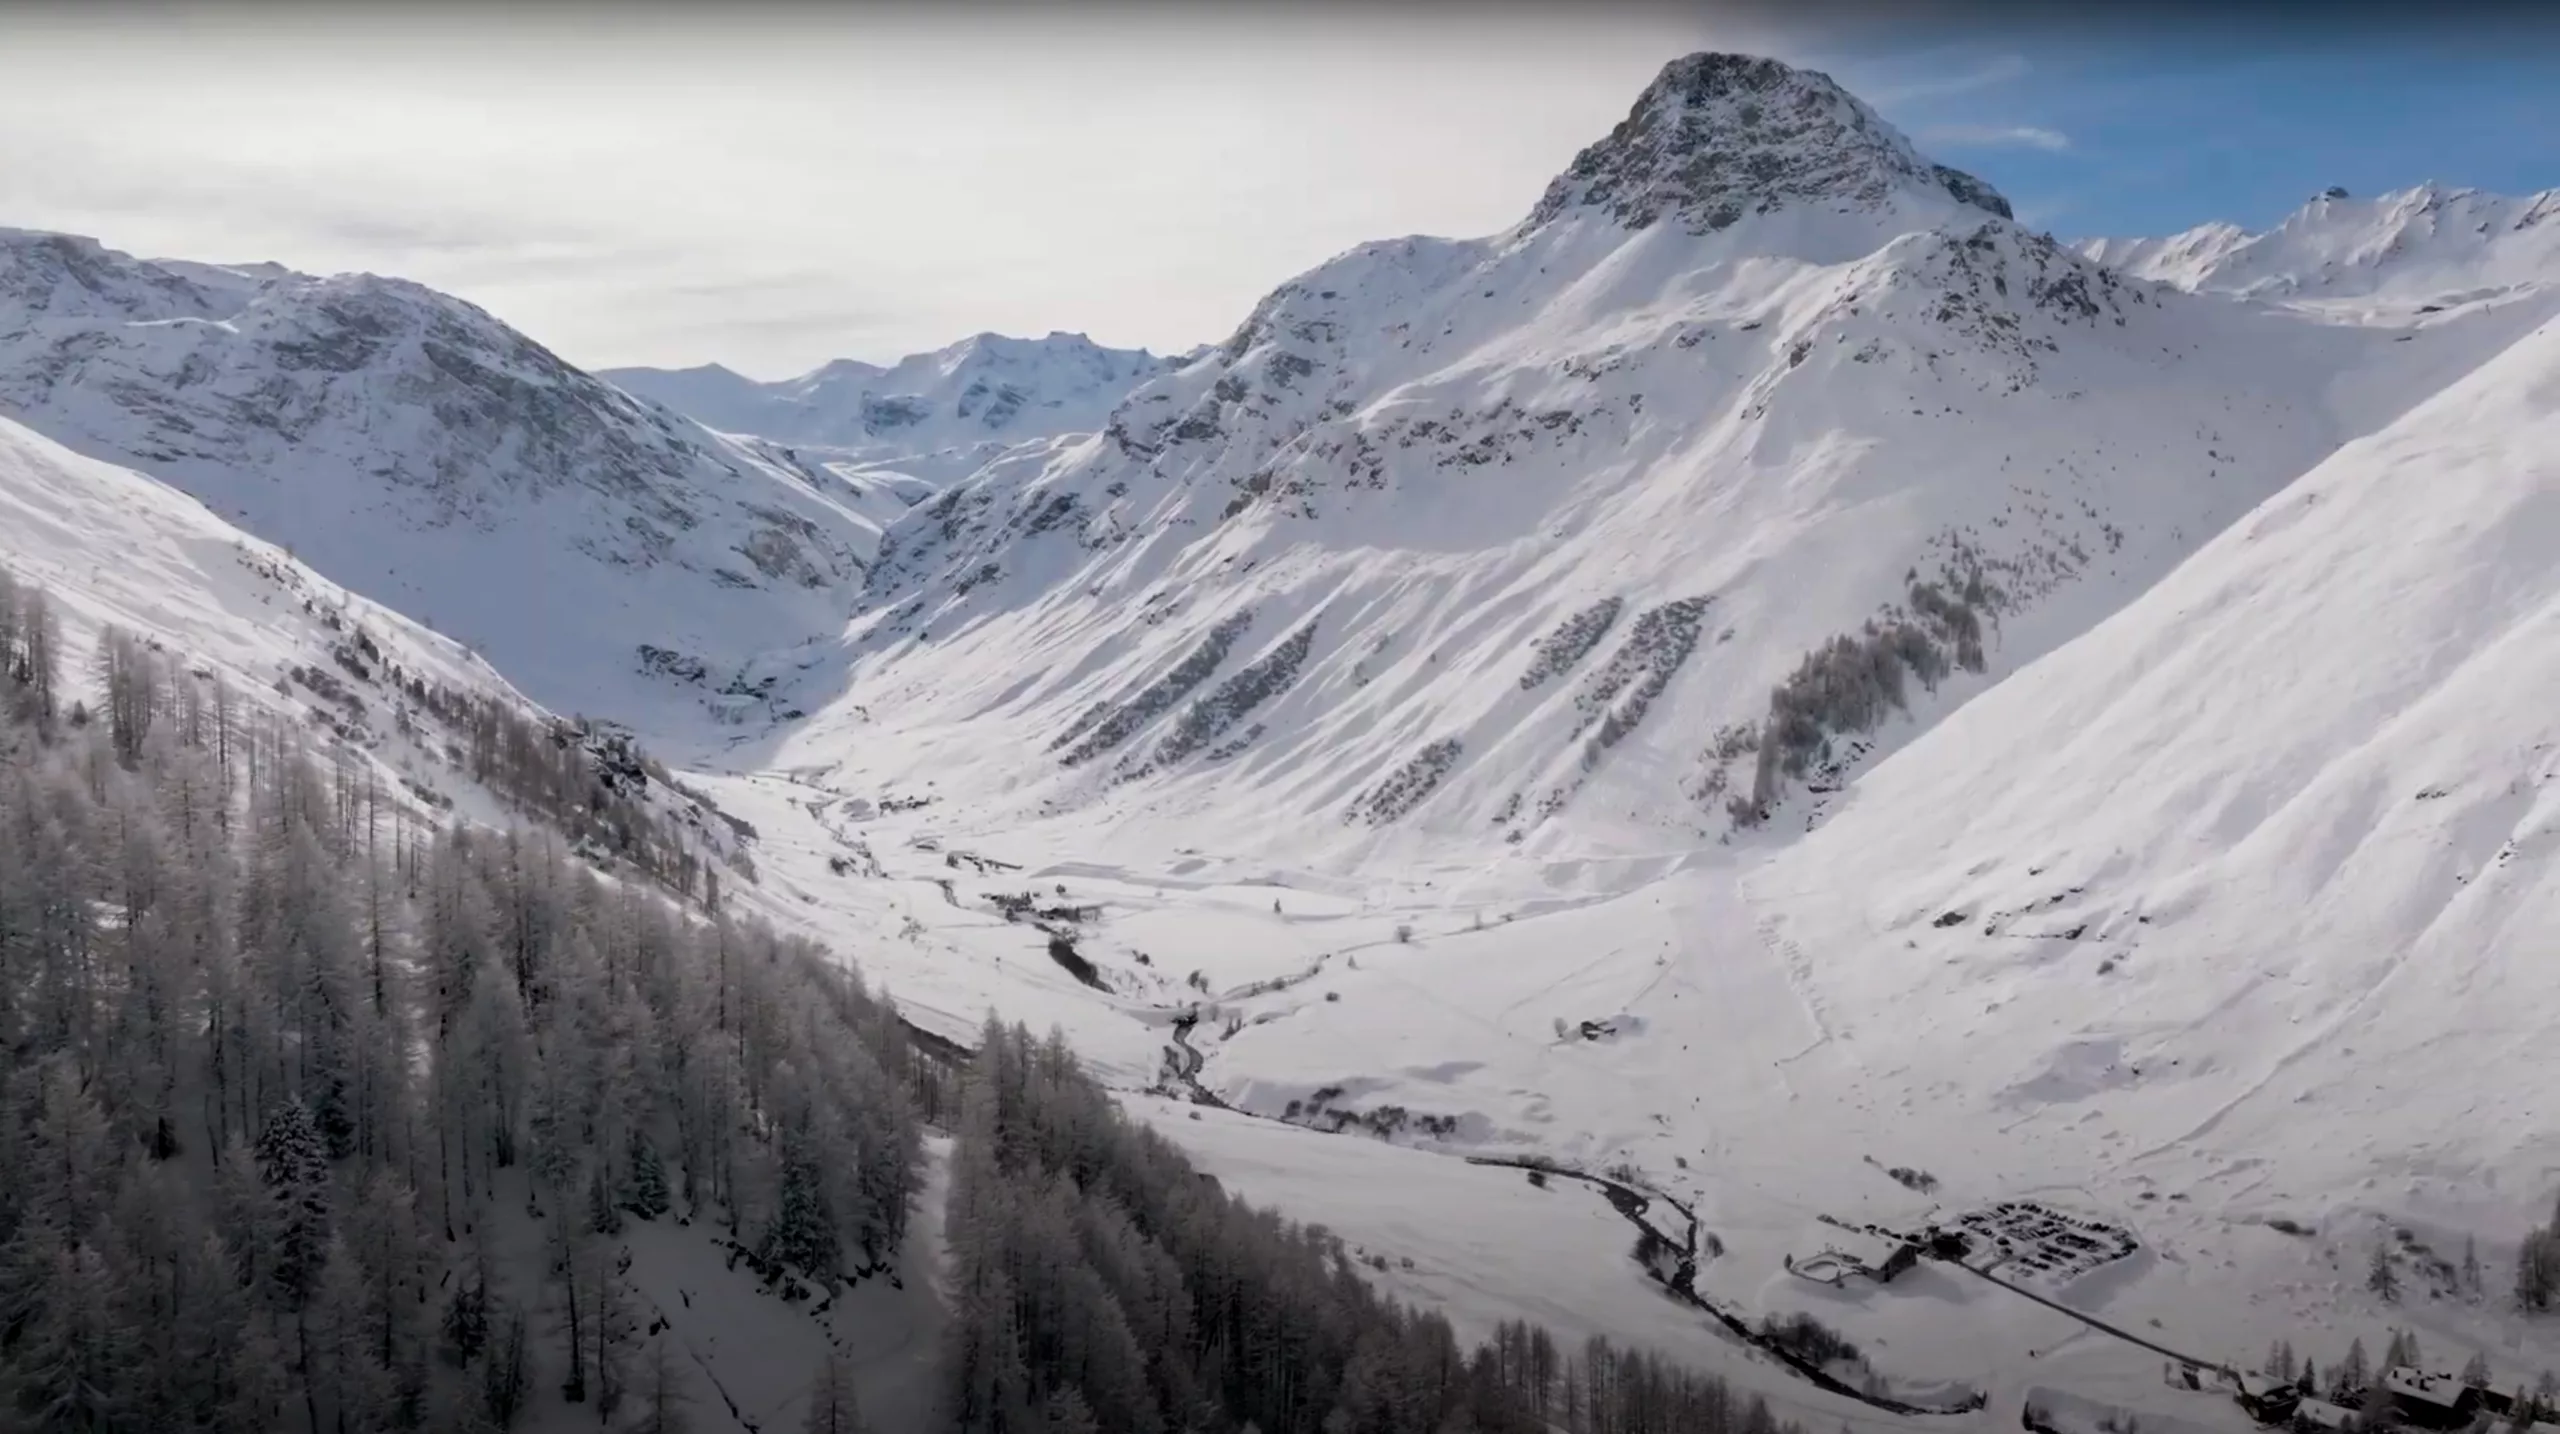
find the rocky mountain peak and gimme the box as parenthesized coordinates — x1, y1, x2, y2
(1527, 52, 2012, 233)
(0, 227, 233, 325)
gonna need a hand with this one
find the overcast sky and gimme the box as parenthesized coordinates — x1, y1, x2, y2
(5, 4, 2553, 378)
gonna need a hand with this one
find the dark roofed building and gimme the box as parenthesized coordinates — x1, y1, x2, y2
(2236, 1372, 2302, 1425)
(2383, 1367, 2483, 1430)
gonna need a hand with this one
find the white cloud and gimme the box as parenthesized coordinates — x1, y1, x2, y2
(0, 9, 1749, 377)
(1920, 122, 2074, 152)
(1858, 51, 2033, 104)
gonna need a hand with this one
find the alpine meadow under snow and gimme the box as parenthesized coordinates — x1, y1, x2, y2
(4, 44, 2560, 1434)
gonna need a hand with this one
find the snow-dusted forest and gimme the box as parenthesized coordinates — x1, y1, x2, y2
(0, 561, 929, 1431)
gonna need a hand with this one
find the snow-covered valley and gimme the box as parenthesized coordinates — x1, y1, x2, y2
(4, 44, 2559, 1434)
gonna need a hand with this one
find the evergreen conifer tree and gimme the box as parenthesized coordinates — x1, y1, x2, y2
(254, 1097, 334, 1311)
(588, 1167, 625, 1238)
(626, 1131, 671, 1220)
(761, 1126, 839, 1281)
(2338, 1338, 2370, 1401)
(2520, 1229, 2560, 1313)
(440, 1278, 489, 1370)
(218, 1309, 295, 1434)
(5, 1237, 135, 1431)
(626, 1334, 694, 1434)
(2369, 1239, 2401, 1304)
(255, 1096, 334, 1431)
(802, 1344, 872, 1434)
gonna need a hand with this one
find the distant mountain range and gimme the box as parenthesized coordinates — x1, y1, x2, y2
(602, 331, 1191, 481)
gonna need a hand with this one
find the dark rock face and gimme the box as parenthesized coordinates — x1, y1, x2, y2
(0, 230, 231, 324)
(1529, 52, 2013, 232)
(1932, 166, 2017, 222)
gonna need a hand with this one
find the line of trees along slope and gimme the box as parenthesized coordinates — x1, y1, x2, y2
(942, 1019, 1807, 1434)
(0, 562, 928, 1432)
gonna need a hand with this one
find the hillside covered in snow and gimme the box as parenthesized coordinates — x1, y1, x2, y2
(723, 53, 2552, 875)
(1753, 309, 2560, 1220)
(620, 49, 2560, 1434)
(0, 410, 757, 889)
(0, 227, 883, 736)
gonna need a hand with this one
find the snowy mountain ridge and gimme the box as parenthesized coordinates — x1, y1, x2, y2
(0, 226, 884, 739)
(730, 53, 2547, 877)
(2077, 182, 2560, 307)
(601, 329, 1182, 474)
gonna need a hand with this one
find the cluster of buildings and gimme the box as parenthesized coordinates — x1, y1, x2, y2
(2235, 1364, 2537, 1432)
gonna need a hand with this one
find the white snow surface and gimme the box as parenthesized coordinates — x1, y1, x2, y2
(1753, 311, 2560, 1233)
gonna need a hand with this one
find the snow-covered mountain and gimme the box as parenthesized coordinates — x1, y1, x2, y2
(734, 53, 2542, 869)
(6, 42, 2559, 1434)
(603, 331, 1183, 476)
(696, 308, 2560, 1434)
(2078, 183, 2560, 308)
(0, 227, 880, 737)
(1752, 310, 2560, 1209)
(0, 409, 751, 872)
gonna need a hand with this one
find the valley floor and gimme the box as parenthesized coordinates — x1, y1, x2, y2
(692, 764, 2560, 1434)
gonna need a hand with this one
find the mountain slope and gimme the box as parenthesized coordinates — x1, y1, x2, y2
(0, 409, 751, 881)
(603, 331, 1181, 475)
(2078, 183, 2560, 309)
(0, 227, 877, 739)
(675, 288, 2560, 1419)
(810, 312, 2560, 1434)
(734, 53, 2515, 871)
(1749, 313, 2560, 1212)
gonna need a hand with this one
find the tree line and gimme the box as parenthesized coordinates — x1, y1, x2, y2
(940, 1017, 1810, 1434)
(0, 560, 930, 1432)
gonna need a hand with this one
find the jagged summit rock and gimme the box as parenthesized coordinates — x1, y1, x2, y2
(1528, 52, 2012, 233)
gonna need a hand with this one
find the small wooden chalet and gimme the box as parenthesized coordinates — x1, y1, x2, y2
(2382, 1367, 2483, 1430)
